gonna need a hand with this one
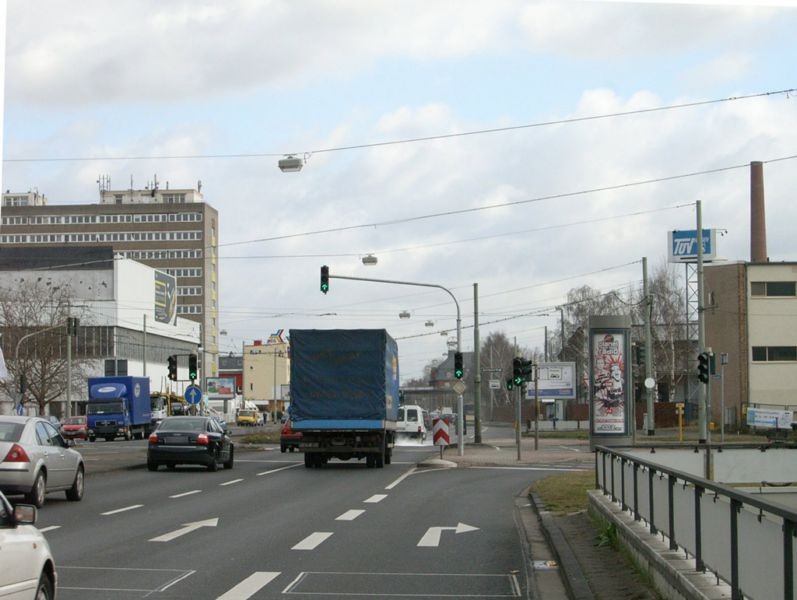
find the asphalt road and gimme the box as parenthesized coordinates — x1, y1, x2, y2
(33, 443, 550, 599)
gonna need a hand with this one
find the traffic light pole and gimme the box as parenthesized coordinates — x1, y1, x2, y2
(327, 273, 464, 456)
(696, 200, 708, 444)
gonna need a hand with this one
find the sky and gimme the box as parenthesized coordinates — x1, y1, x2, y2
(3, 0, 797, 381)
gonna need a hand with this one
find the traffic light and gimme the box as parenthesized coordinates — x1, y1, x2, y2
(188, 354, 198, 381)
(697, 352, 709, 384)
(513, 357, 523, 386)
(454, 352, 464, 379)
(506, 378, 514, 391)
(638, 345, 647, 366)
(320, 265, 330, 294)
(167, 355, 177, 381)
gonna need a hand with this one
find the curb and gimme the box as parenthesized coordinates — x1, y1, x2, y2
(528, 491, 595, 600)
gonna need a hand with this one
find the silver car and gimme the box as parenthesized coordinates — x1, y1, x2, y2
(0, 415, 85, 508)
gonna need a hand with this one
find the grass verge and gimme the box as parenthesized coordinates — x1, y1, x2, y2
(529, 470, 594, 514)
(239, 431, 281, 444)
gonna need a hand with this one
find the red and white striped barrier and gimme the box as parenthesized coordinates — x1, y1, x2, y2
(433, 417, 450, 446)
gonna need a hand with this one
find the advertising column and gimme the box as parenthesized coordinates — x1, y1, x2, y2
(589, 315, 633, 450)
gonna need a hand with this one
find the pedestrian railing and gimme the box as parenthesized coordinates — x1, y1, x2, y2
(595, 445, 797, 600)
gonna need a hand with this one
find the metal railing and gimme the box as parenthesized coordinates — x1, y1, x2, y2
(595, 445, 797, 600)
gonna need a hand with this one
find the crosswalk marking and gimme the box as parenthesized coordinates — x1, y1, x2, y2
(216, 572, 281, 600)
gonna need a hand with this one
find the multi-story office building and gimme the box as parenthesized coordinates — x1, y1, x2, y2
(0, 185, 219, 379)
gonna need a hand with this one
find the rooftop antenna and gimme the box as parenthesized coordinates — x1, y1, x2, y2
(197, 180, 202, 193)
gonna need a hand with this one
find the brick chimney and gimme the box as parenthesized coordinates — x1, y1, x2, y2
(750, 161, 768, 263)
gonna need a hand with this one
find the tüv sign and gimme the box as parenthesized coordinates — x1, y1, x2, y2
(667, 229, 717, 263)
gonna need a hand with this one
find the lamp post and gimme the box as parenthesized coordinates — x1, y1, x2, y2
(14, 324, 63, 415)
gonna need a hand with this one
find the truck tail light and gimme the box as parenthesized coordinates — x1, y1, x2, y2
(196, 434, 209, 445)
(3, 443, 30, 463)
(148, 433, 159, 444)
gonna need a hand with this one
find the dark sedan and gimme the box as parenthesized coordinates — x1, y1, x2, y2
(147, 416, 234, 472)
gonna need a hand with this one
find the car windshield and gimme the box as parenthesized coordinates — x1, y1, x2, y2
(65, 417, 86, 425)
(0, 422, 24, 442)
(239, 410, 255, 417)
(159, 418, 207, 432)
(88, 401, 125, 415)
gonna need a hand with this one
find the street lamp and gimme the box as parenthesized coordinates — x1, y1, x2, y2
(362, 254, 378, 266)
(399, 311, 411, 319)
(278, 155, 304, 172)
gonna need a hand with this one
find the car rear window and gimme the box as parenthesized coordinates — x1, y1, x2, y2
(406, 409, 419, 422)
(159, 418, 206, 431)
(0, 422, 24, 442)
(65, 417, 85, 425)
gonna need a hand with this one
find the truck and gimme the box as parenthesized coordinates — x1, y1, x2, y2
(289, 329, 399, 469)
(87, 376, 152, 442)
(150, 391, 188, 426)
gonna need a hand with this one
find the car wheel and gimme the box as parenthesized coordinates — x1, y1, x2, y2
(35, 570, 54, 600)
(27, 471, 46, 508)
(66, 465, 85, 501)
(147, 461, 159, 471)
(224, 446, 234, 470)
(89, 436, 96, 442)
(207, 458, 218, 472)
(105, 436, 114, 442)
(289, 446, 296, 453)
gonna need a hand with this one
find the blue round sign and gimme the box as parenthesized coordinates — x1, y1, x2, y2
(184, 385, 203, 405)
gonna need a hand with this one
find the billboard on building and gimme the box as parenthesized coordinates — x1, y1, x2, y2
(207, 377, 236, 399)
(668, 229, 717, 263)
(590, 330, 630, 435)
(525, 362, 576, 399)
(154, 271, 177, 324)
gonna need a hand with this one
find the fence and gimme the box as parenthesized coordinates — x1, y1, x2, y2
(595, 445, 797, 600)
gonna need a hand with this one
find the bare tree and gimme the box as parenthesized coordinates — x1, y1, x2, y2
(0, 280, 87, 416)
(646, 264, 687, 401)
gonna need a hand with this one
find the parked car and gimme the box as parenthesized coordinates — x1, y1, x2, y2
(235, 409, 258, 427)
(148, 416, 234, 472)
(280, 420, 302, 453)
(0, 491, 56, 599)
(0, 416, 86, 508)
(62, 415, 89, 441)
(47, 416, 62, 432)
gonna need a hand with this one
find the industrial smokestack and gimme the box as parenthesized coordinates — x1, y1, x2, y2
(750, 161, 767, 263)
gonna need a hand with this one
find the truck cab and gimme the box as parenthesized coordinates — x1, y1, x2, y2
(87, 377, 151, 442)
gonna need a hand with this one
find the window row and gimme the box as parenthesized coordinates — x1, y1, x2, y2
(751, 281, 796, 297)
(0, 230, 203, 244)
(177, 286, 203, 296)
(752, 346, 797, 362)
(1, 212, 203, 226)
(164, 268, 203, 278)
(177, 304, 203, 314)
(120, 249, 203, 260)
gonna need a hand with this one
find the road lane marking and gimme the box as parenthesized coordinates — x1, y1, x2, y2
(154, 570, 197, 595)
(385, 467, 416, 490)
(292, 532, 333, 550)
(336, 509, 365, 521)
(170, 490, 202, 498)
(38, 525, 61, 533)
(468, 466, 588, 472)
(282, 572, 307, 594)
(558, 445, 583, 452)
(216, 571, 281, 600)
(364, 494, 387, 503)
(418, 523, 479, 547)
(220, 478, 244, 486)
(149, 518, 219, 542)
(101, 504, 143, 516)
(256, 462, 303, 476)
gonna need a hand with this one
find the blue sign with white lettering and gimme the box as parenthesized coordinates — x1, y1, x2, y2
(668, 229, 716, 263)
(184, 385, 203, 405)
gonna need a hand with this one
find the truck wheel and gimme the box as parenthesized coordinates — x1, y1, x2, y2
(280, 444, 286, 453)
(89, 436, 96, 443)
(105, 436, 114, 442)
(366, 455, 375, 469)
(304, 453, 313, 468)
(385, 447, 392, 465)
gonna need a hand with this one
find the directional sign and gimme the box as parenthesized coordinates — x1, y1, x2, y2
(417, 522, 479, 547)
(184, 385, 202, 405)
(149, 517, 218, 542)
(433, 418, 450, 446)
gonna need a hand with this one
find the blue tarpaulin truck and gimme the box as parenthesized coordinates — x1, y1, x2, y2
(87, 376, 152, 442)
(290, 329, 399, 469)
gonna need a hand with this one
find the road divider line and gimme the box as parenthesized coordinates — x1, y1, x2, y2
(216, 571, 281, 600)
(38, 525, 61, 533)
(257, 463, 302, 476)
(155, 570, 196, 594)
(385, 467, 416, 490)
(282, 572, 307, 594)
(170, 490, 201, 499)
(220, 478, 244, 486)
(336, 509, 365, 521)
(101, 504, 143, 516)
(364, 494, 387, 503)
(292, 532, 333, 550)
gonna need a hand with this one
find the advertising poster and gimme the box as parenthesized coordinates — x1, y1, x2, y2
(154, 271, 177, 324)
(591, 331, 628, 434)
(207, 377, 236, 399)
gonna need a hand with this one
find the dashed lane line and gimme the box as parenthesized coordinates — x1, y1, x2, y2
(364, 494, 387, 503)
(336, 509, 365, 521)
(257, 463, 303, 476)
(216, 571, 281, 600)
(385, 467, 416, 490)
(38, 526, 61, 533)
(292, 532, 333, 551)
(170, 490, 202, 499)
(220, 478, 244, 486)
(101, 504, 144, 516)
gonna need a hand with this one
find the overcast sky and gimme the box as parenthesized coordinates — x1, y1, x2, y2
(3, 0, 797, 381)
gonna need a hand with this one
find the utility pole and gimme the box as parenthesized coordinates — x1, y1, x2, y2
(473, 283, 482, 444)
(65, 301, 72, 419)
(643, 257, 655, 435)
(534, 362, 540, 451)
(544, 326, 548, 362)
(143, 314, 147, 377)
(696, 200, 707, 444)
(514, 337, 521, 461)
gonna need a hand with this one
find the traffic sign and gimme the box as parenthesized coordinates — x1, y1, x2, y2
(452, 381, 466, 395)
(488, 379, 500, 390)
(433, 418, 450, 446)
(184, 385, 202, 405)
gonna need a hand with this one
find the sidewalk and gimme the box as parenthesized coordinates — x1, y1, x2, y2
(439, 435, 658, 600)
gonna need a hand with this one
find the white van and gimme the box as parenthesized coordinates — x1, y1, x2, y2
(396, 405, 430, 440)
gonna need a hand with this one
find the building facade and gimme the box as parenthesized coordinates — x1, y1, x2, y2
(705, 261, 797, 428)
(243, 339, 289, 417)
(0, 185, 218, 381)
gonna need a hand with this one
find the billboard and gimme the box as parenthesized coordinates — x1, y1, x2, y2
(668, 229, 717, 263)
(525, 362, 576, 399)
(590, 330, 630, 435)
(207, 377, 236, 399)
(154, 271, 177, 324)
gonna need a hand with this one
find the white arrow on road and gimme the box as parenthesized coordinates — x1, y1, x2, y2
(417, 522, 479, 547)
(149, 518, 219, 542)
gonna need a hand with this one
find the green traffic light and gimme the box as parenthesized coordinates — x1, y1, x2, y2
(513, 376, 523, 386)
(454, 368, 463, 379)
